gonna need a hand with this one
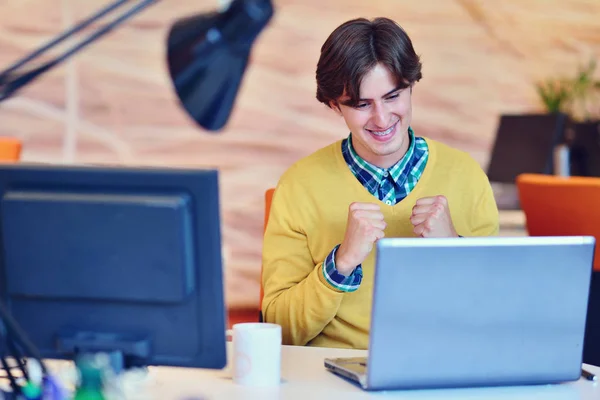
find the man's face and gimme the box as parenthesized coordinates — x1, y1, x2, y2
(333, 63, 413, 169)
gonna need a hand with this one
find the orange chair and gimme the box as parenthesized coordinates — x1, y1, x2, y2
(0, 137, 22, 161)
(518, 173, 600, 366)
(258, 188, 275, 322)
(516, 173, 600, 271)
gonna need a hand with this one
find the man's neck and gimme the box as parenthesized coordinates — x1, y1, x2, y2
(364, 152, 406, 169)
(351, 133, 411, 170)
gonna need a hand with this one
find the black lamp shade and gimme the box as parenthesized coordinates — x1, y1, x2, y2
(166, 0, 273, 131)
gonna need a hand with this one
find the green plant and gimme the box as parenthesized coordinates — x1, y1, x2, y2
(536, 58, 600, 121)
(569, 59, 600, 121)
(536, 78, 572, 113)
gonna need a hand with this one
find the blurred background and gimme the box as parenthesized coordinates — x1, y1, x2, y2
(1, 0, 599, 318)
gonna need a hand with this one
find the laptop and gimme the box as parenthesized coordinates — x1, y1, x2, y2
(325, 236, 596, 391)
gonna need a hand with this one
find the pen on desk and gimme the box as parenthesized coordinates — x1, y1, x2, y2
(582, 368, 597, 381)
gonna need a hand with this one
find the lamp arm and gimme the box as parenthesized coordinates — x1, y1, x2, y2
(0, 0, 161, 102)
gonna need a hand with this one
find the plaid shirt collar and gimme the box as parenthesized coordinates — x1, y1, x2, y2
(342, 126, 423, 192)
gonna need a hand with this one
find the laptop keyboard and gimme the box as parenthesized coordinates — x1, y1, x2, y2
(336, 357, 367, 367)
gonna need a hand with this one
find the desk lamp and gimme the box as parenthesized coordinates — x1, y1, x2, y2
(0, 0, 273, 130)
(0, 0, 273, 396)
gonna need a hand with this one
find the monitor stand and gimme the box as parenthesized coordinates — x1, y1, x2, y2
(57, 329, 151, 373)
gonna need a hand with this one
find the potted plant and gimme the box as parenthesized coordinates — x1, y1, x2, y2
(487, 59, 599, 192)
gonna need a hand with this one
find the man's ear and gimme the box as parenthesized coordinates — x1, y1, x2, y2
(330, 101, 342, 116)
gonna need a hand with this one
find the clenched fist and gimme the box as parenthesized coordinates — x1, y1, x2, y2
(410, 195, 459, 238)
(336, 202, 386, 276)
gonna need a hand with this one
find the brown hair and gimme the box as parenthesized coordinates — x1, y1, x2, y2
(316, 17, 422, 108)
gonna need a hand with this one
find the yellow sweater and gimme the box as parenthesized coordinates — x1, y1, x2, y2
(261, 137, 499, 349)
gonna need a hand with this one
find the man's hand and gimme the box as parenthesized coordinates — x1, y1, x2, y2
(336, 202, 386, 276)
(410, 195, 458, 238)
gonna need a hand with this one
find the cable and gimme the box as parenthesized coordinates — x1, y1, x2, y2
(6, 342, 28, 382)
(0, 301, 46, 374)
(0, 357, 19, 396)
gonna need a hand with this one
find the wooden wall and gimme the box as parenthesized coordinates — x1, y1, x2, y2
(1, 0, 599, 308)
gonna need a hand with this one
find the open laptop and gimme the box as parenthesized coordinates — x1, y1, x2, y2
(325, 236, 596, 391)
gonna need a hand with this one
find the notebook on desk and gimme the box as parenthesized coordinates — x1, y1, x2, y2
(325, 236, 596, 391)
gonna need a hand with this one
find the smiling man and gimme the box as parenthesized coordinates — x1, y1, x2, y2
(261, 17, 499, 348)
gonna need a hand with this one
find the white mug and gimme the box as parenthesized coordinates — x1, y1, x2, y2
(232, 322, 282, 386)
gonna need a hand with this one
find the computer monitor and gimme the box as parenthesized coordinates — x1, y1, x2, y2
(0, 163, 227, 370)
(486, 113, 568, 183)
(569, 121, 600, 177)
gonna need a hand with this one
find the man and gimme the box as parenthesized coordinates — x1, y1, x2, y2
(261, 17, 499, 349)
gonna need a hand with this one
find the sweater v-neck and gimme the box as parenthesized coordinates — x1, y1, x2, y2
(332, 136, 438, 213)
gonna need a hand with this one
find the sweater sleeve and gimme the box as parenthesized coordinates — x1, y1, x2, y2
(261, 178, 346, 346)
(469, 174, 500, 237)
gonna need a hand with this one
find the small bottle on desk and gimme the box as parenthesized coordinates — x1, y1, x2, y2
(73, 356, 106, 400)
(553, 144, 570, 177)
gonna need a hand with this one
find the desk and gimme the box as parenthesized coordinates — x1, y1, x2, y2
(138, 343, 600, 400)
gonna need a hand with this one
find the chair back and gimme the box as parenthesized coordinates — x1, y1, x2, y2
(516, 173, 600, 270)
(0, 137, 22, 161)
(259, 188, 275, 321)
